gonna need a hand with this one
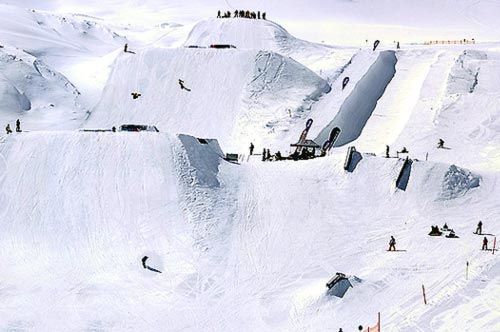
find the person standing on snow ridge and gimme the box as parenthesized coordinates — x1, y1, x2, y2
(262, 148, 266, 161)
(217, 10, 221, 18)
(249, 142, 254, 155)
(388, 236, 396, 251)
(476, 221, 483, 235)
(5, 124, 12, 134)
(15, 119, 21, 132)
(385, 145, 390, 158)
(262, 12, 266, 20)
(266, 149, 271, 161)
(482, 237, 488, 250)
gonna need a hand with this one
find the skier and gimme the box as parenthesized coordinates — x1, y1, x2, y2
(5, 124, 12, 134)
(482, 237, 488, 250)
(446, 229, 459, 238)
(385, 145, 390, 158)
(388, 236, 396, 251)
(15, 119, 21, 132)
(437, 139, 444, 148)
(475, 221, 483, 235)
(178, 79, 191, 92)
(249, 142, 254, 155)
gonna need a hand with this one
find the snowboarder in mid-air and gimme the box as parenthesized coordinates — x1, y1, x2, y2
(475, 221, 483, 235)
(249, 142, 254, 155)
(5, 124, 12, 134)
(482, 237, 488, 250)
(389, 235, 396, 251)
(388, 236, 396, 251)
(141, 256, 162, 273)
(178, 79, 191, 91)
(15, 119, 21, 132)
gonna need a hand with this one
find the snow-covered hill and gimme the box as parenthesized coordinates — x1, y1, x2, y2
(0, 45, 87, 129)
(0, 2, 499, 331)
(87, 47, 331, 151)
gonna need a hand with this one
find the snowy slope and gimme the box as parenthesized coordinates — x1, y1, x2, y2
(0, 2, 499, 331)
(0, 132, 497, 330)
(0, 45, 87, 130)
(87, 47, 331, 151)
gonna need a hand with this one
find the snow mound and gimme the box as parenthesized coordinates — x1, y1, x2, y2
(0, 46, 87, 129)
(0, 4, 125, 57)
(440, 164, 481, 200)
(184, 18, 336, 62)
(0, 75, 31, 112)
(447, 50, 487, 94)
(87, 48, 329, 151)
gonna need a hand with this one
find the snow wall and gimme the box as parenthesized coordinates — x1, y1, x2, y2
(315, 50, 397, 146)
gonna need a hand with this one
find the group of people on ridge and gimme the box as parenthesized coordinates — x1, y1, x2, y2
(5, 119, 21, 134)
(217, 10, 266, 20)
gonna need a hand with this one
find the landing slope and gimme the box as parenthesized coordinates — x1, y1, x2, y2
(87, 47, 330, 151)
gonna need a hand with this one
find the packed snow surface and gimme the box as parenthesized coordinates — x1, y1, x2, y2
(0, 2, 499, 331)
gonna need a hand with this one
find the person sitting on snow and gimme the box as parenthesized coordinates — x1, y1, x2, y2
(429, 225, 442, 236)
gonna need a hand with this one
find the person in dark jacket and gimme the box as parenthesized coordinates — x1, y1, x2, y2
(217, 10, 221, 18)
(15, 119, 21, 132)
(476, 221, 483, 235)
(262, 148, 266, 161)
(5, 124, 12, 134)
(388, 236, 396, 251)
(437, 139, 444, 148)
(385, 145, 390, 158)
(482, 237, 488, 250)
(249, 142, 254, 155)
(262, 12, 266, 20)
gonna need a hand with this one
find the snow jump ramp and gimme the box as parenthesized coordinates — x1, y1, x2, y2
(395, 157, 413, 191)
(315, 50, 397, 147)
